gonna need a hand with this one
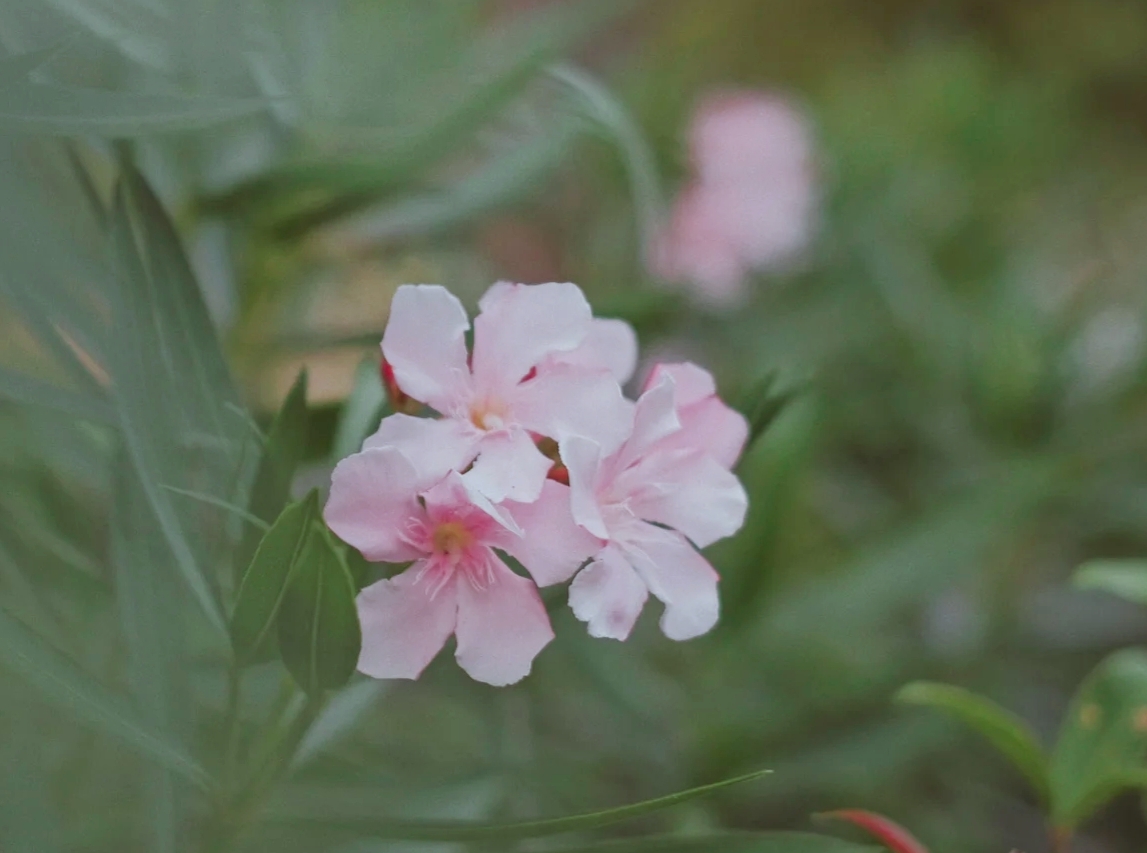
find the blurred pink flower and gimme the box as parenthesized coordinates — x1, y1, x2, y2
(380, 282, 633, 503)
(650, 91, 817, 307)
(559, 373, 748, 641)
(325, 447, 597, 685)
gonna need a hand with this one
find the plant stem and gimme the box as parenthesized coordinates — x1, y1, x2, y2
(1051, 825, 1073, 853)
(205, 690, 325, 852)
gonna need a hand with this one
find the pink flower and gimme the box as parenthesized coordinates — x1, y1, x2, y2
(650, 91, 817, 308)
(641, 362, 748, 469)
(324, 446, 599, 686)
(378, 282, 633, 504)
(559, 374, 748, 641)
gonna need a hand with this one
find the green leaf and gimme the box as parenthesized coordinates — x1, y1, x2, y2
(277, 524, 361, 695)
(236, 370, 309, 583)
(0, 37, 76, 85)
(543, 832, 879, 853)
(1050, 648, 1147, 828)
(0, 82, 266, 136)
(0, 605, 209, 790)
(896, 681, 1050, 801)
(330, 357, 387, 463)
(1074, 560, 1147, 607)
(267, 769, 771, 841)
(230, 492, 319, 663)
(0, 366, 114, 424)
(107, 183, 228, 638)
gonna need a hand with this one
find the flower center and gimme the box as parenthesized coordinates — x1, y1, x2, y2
(469, 398, 508, 431)
(432, 521, 472, 557)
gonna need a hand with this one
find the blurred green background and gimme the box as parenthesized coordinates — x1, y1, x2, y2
(3, 1, 1147, 851)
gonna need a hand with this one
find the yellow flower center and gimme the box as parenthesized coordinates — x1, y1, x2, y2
(469, 398, 508, 431)
(432, 521, 472, 556)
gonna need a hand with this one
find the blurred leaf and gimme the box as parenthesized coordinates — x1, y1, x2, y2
(0, 604, 209, 789)
(534, 832, 880, 853)
(1049, 648, 1147, 829)
(0, 82, 266, 136)
(236, 370, 309, 582)
(551, 63, 664, 253)
(1073, 560, 1147, 607)
(330, 357, 386, 462)
(231, 491, 319, 664)
(266, 769, 770, 841)
(107, 182, 228, 638)
(0, 36, 76, 84)
(277, 524, 361, 695)
(315, 121, 575, 245)
(738, 372, 801, 454)
(895, 681, 1050, 801)
(0, 366, 115, 424)
(815, 810, 928, 853)
(112, 456, 186, 853)
(291, 679, 388, 769)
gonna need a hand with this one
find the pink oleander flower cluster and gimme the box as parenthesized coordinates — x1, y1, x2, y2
(650, 91, 818, 308)
(324, 282, 749, 686)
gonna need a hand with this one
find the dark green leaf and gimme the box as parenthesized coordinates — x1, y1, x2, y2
(277, 524, 361, 695)
(0, 82, 266, 136)
(1050, 648, 1147, 828)
(231, 492, 319, 663)
(1074, 560, 1147, 607)
(267, 769, 771, 841)
(236, 370, 309, 583)
(896, 681, 1049, 801)
(0, 605, 209, 789)
(738, 372, 801, 453)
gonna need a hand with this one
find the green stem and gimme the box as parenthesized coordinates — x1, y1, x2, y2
(207, 691, 325, 852)
(221, 664, 242, 787)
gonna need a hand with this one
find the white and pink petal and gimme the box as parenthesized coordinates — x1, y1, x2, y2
(502, 479, 603, 587)
(324, 447, 424, 563)
(568, 546, 649, 641)
(453, 551, 554, 686)
(356, 565, 458, 680)
(621, 524, 720, 641)
(381, 285, 473, 414)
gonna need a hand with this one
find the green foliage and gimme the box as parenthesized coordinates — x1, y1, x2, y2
(276, 523, 362, 696)
(234, 370, 309, 585)
(230, 491, 320, 664)
(1049, 649, 1147, 829)
(896, 682, 1050, 801)
(1074, 560, 1147, 607)
(0, 604, 209, 789)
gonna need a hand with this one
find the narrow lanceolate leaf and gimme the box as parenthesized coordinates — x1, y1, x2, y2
(0, 605, 209, 790)
(1049, 648, 1147, 829)
(0, 83, 266, 136)
(107, 184, 227, 638)
(815, 810, 929, 853)
(235, 370, 309, 584)
(231, 492, 320, 663)
(896, 681, 1050, 801)
(545, 831, 880, 853)
(0, 366, 114, 424)
(1074, 560, 1147, 607)
(268, 769, 771, 841)
(277, 524, 361, 695)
